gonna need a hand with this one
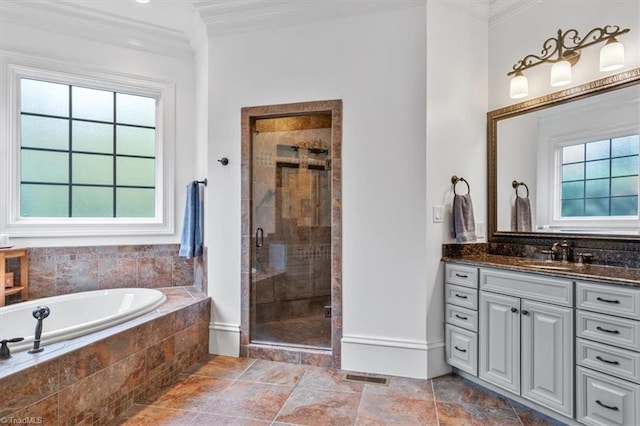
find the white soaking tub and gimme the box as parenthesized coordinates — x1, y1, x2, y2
(0, 288, 166, 353)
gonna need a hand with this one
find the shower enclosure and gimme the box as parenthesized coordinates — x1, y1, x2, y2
(250, 114, 332, 349)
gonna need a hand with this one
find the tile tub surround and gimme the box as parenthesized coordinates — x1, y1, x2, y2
(0, 286, 210, 425)
(6, 244, 208, 300)
(110, 356, 564, 425)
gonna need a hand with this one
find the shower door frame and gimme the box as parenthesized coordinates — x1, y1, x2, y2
(240, 99, 343, 368)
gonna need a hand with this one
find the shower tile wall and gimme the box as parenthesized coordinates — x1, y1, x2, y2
(252, 122, 332, 334)
(6, 244, 207, 301)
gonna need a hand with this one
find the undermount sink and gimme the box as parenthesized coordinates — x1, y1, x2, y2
(521, 263, 573, 271)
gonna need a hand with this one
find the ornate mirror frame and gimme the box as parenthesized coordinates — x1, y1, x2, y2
(487, 67, 640, 242)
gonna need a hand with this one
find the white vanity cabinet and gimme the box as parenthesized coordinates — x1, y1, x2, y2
(576, 281, 640, 426)
(444, 263, 479, 376)
(478, 268, 574, 418)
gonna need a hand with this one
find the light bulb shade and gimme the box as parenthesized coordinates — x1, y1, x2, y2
(510, 74, 528, 99)
(600, 39, 625, 72)
(550, 60, 572, 87)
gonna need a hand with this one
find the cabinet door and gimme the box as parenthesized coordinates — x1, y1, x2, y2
(521, 300, 573, 418)
(479, 292, 520, 394)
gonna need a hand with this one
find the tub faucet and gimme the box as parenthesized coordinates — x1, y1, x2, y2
(0, 337, 24, 360)
(28, 305, 50, 354)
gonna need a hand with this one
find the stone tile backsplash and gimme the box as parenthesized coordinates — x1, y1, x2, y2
(442, 238, 639, 268)
(7, 244, 207, 300)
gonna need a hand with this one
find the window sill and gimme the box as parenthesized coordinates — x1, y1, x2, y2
(3, 218, 174, 237)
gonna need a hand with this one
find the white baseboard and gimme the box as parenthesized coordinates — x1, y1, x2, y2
(209, 322, 240, 356)
(341, 335, 450, 379)
(342, 335, 429, 379)
(426, 339, 452, 379)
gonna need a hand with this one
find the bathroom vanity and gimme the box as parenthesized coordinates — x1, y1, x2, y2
(443, 256, 640, 426)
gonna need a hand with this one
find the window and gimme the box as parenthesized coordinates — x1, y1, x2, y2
(20, 78, 157, 218)
(2, 60, 175, 237)
(560, 135, 639, 217)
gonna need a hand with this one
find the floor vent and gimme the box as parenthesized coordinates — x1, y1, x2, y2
(344, 374, 389, 386)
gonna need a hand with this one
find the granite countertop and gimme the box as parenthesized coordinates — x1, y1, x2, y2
(442, 254, 640, 287)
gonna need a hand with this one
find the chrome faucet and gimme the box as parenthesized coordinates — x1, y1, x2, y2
(551, 240, 569, 262)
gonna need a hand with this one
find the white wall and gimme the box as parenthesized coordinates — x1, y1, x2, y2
(0, 21, 197, 247)
(489, 1, 640, 109)
(204, 2, 490, 379)
(425, 2, 488, 377)
(205, 5, 432, 378)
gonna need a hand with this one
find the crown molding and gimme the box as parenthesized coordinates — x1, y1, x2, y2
(433, 0, 538, 27)
(432, 0, 491, 25)
(192, 0, 426, 37)
(489, 0, 539, 26)
(0, 1, 193, 59)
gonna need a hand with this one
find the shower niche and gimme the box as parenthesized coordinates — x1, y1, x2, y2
(241, 100, 342, 364)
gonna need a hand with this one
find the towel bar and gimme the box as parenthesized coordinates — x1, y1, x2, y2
(512, 180, 529, 198)
(451, 175, 470, 195)
(195, 179, 208, 186)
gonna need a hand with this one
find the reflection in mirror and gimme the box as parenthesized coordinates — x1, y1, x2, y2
(489, 68, 640, 239)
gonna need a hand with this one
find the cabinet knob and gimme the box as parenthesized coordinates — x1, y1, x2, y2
(522, 310, 530, 316)
(511, 307, 518, 313)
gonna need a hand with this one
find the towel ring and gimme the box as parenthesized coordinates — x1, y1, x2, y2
(451, 175, 470, 195)
(512, 180, 529, 198)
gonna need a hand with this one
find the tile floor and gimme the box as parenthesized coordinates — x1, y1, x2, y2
(110, 355, 567, 425)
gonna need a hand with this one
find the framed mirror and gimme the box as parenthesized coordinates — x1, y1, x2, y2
(488, 68, 640, 241)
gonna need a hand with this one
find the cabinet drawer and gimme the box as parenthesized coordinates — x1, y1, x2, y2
(445, 263, 478, 288)
(577, 282, 640, 320)
(577, 366, 640, 426)
(445, 304, 478, 332)
(445, 324, 477, 376)
(445, 284, 478, 310)
(577, 310, 640, 352)
(480, 268, 573, 307)
(577, 338, 640, 384)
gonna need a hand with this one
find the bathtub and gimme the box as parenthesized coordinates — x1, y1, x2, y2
(0, 288, 166, 353)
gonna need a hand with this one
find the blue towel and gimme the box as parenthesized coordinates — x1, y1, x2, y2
(179, 182, 203, 258)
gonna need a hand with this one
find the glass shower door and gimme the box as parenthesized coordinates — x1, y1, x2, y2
(250, 116, 332, 349)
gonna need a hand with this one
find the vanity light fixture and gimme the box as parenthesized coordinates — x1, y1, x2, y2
(508, 25, 630, 99)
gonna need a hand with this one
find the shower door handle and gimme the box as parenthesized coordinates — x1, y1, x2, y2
(256, 228, 264, 248)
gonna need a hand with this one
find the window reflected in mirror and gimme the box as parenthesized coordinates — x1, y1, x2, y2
(560, 135, 639, 218)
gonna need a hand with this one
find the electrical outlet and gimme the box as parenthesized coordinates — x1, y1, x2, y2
(433, 205, 445, 223)
(476, 222, 485, 239)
